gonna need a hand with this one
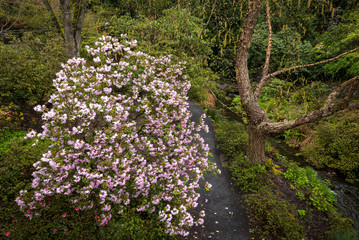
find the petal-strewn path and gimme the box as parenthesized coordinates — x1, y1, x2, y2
(184, 101, 255, 240)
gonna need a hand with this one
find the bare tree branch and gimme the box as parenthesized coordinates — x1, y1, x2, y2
(254, 0, 272, 99)
(203, 0, 217, 32)
(42, 0, 63, 37)
(259, 75, 359, 133)
(236, 0, 265, 125)
(324, 75, 359, 108)
(256, 46, 359, 96)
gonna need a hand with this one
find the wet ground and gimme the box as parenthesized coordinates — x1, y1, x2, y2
(185, 101, 255, 240)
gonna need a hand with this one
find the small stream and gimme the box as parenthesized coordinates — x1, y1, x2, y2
(269, 137, 359, 234)
(218, 89, 359, 233)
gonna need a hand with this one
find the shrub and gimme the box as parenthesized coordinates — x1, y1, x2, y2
(302, 110, 359, 179)
(246, 189, 306, 240)
(227, 153, 267, 193)
(215, 120, 248, 158)
(250, 23, 314, 73)
(0, 32, 66, 108)
(0, 102, 24, 130)
(291, 81, 331, 105)
(15, 35, 215, 237)
(0, 130, 50, 204)
(0, 130, 51, 237)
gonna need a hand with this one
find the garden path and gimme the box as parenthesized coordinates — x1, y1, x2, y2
(185, 101, 255, 240)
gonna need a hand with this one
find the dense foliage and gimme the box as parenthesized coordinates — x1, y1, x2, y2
(284, 165, 336, 212)
(302, 110, 359, 180)
(16, 35, 215, 237)
(0, 33, 66, 107)
(0, 0, 358, 238)
(246, 189, 306, 240)
(107, 7, 217, 102)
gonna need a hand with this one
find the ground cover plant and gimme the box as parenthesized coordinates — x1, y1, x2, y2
(8, 35, 216, 238)
(215, 119, 357, 239)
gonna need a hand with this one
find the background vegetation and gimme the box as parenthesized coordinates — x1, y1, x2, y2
(1, 0, 358, 239)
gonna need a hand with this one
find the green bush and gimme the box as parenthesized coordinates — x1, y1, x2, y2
(0, 130, 50, 204)
(260, 78, 292, 101)
(246, 189, 306, 240)
(291, 81, 331, 105)
(302, 110, 359, 179)
(227, 153, 267, 193)
(215, 120, 248, 158)
(0, 32, 66, 108)
(250, 23, 314, 73)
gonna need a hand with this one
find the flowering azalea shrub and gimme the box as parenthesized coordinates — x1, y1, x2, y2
(16, 35, 215, 236)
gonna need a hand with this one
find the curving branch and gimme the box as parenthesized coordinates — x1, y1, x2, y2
(235, 0, 267, 126)
(259, 75, 359, 133)
(254, 0, 272, 99)
(42, 0, 63, 36)
(255, 46, 359, 97)
(203, 0, 217, 32)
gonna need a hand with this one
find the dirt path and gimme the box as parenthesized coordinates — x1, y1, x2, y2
(185, 101, 255, 240)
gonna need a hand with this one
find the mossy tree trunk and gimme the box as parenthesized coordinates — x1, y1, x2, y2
(42, 0, 88, 58)
(236, 0, 359, 164)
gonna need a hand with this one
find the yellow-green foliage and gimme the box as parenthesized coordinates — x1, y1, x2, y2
(0, 102, 24, 130)
(246, 189, 306, 240)
(284, 164, 337, 212)
(0, 33, 66, 107)
(215, 120, 248, 158)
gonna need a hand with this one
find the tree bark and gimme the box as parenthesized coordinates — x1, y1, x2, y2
(248, 123, 266, 164)
(236, 0, 265, 125)
(60, 0, 76, 58)
(236, 0, 359, 164)
(236, 0, 267, 162)
(58, 0, 87, 58)
(73, 0, 87, 57)
(256, 0, 272, 100)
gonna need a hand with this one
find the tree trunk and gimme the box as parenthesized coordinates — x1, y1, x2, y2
(60, 0, 76, 58)
(59, 0, 87, 58)
(247, 123, 266, 164)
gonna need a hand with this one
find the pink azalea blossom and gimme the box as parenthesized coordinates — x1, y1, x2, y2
(16, 35, 215, 237)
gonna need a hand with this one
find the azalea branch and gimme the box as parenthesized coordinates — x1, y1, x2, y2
(255, 46, 359, 97)
(254, 0, 272, 99)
